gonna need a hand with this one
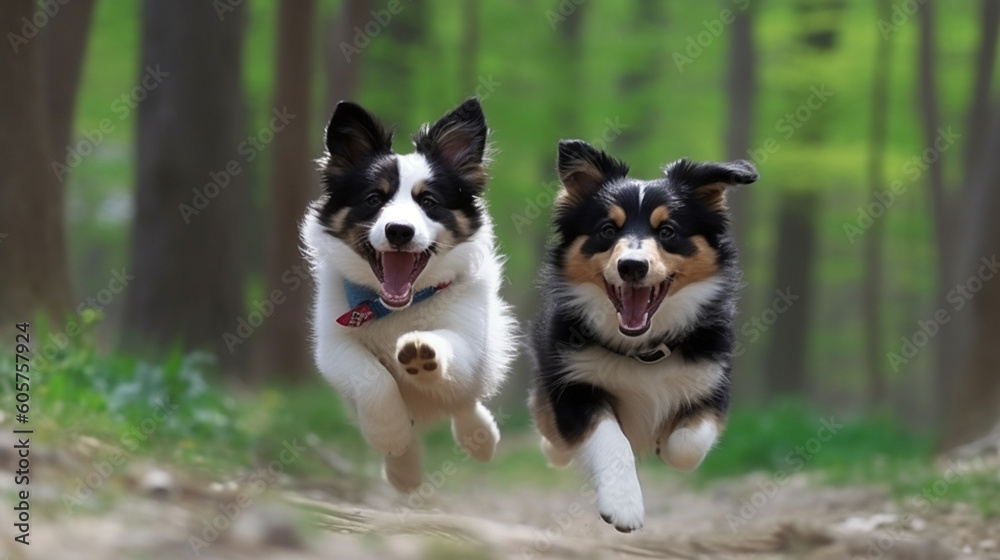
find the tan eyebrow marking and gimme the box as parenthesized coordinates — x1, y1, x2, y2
(650, 205, 670, 228)
(411, 180, 427, 196)
(608, 204, 626, 227)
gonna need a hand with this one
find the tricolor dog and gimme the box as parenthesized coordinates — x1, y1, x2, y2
(528, 139, 758, 531)
(302, 98, 516, 492)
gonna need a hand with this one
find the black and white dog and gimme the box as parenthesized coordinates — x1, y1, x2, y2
(301, 99, 516, 492)
(528, 140, 758, 532)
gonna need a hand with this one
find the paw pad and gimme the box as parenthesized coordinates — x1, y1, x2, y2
(397, 339, 439, 375)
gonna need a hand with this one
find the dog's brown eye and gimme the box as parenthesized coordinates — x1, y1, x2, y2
(658, 225, 675, 241)
(419, 195, 438, 209)
(365, 193, 384, 207)
(600, 223, 618, 240)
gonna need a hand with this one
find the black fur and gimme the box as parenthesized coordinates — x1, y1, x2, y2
(313, 98, 490, 253)
(530, 141, 757, 448)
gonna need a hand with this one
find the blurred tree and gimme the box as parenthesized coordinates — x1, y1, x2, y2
(364, 0, 428, 135)
(256, 0, 318, 382)
(121, 0, 249, 372)
(458, 0, 479, 94)
(325, 0, 368, 113)
(917, 0, 999, 430)
(762, 0, 845, 398)
(862, 0, 892, 409)
(0, 0, 76, 327)
(725, 6, 757, 246)
(944, 103, 1000, 448)
(42, 0, 96, 162)
(724, 5, 759, 402)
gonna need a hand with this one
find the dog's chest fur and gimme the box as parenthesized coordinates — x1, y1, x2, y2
(562, 349, 725, 453)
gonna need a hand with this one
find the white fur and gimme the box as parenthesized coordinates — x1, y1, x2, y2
(659, 418, 718, 472)
(577, 417, 645, 532)
(301, 153, 516, 492)
(560, 276, 725, 350)
(563, 350, 725, 455)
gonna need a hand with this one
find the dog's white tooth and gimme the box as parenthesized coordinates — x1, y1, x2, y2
(642, 312, 648, 324)
(617, 311, 623, 324)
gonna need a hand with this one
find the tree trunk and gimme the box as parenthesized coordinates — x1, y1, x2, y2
(761, 0, 841, 399)
(723, 7, 759, 402)
(916, 2, 957, 422)
(762, 192, 819, 397)
(255, 0, 318, 382)
(725, 7, 757, 246)
(862, 0, 892, 409)
(41, 0, 97, 159)
(0, 0, 74, 328)
(458, 0, 479, 94)
(121, 0, 249, 372)
(942, 112, 1000, 448)
(325, 0, 368, 113)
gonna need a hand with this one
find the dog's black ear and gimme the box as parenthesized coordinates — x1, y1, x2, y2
(414, 98, 489, 189)
(556, 140, 629, 207)
(664, 158, 758, 211)
(323, 101, 394, 176)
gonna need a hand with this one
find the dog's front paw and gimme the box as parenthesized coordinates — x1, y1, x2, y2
(597, 486, 646, 533)
(596, 475, 645, 533)
(360, 412, 414, 457)
(396, 332, 450, 380)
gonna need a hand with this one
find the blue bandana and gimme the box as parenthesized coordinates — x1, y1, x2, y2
(336, 279, 451, 327)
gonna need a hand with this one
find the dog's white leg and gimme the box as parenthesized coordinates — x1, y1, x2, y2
(577, 416, 644, 533)
(451, 401, 500, 462)
(320, 340, 413, 457)
(395, 329, 478, 389)
(656, 416, 719, 472)
(384, 437, 423, 493)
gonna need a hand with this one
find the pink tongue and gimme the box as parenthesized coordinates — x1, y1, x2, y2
(381, 251, 416, 298)
(619, 286, 651, 330)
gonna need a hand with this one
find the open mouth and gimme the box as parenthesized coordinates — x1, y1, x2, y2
(604, 276, 674, 336)
(367, 249, 432, 308)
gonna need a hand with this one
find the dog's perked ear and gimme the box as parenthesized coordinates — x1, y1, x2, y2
(414, 98, 490, 190)
(323, 101, 394, 177)
(556, 140, 629, 208)
(664, 158, 759, 212)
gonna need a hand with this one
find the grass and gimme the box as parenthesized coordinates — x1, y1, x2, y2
(2, 317, 997, 518)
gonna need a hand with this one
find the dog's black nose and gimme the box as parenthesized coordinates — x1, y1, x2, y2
(385, 223, 415, 247)
(618, 259, 649, 283)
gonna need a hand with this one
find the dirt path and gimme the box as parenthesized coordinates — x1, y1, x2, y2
(2, 434, 998, 559)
